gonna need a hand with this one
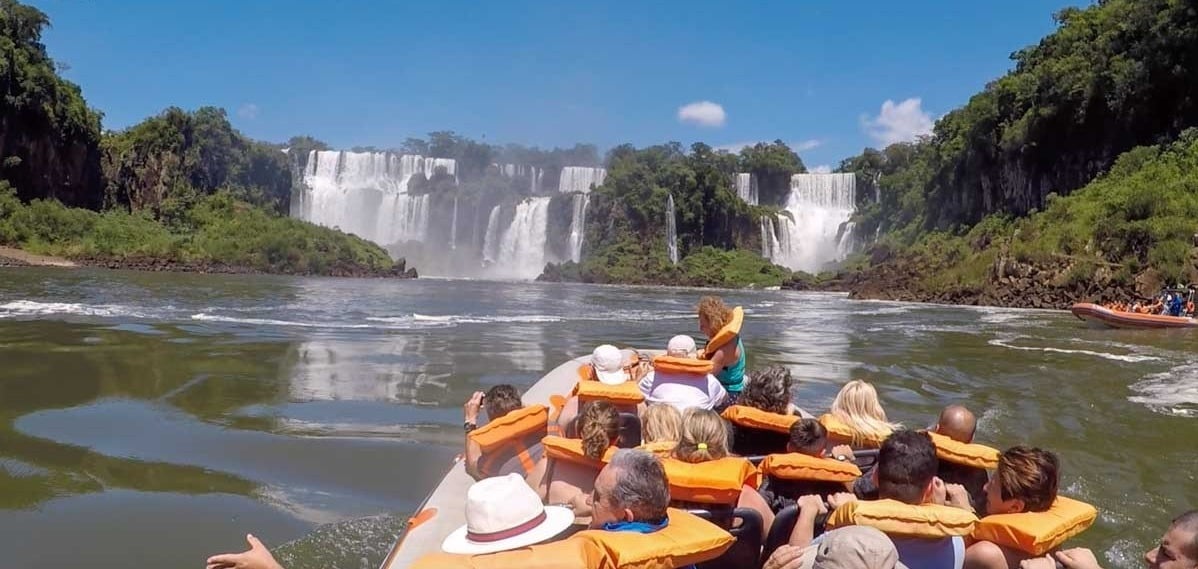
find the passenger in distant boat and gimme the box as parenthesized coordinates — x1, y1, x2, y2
(673, 408, 776, 539)
(696, 296, 747, 402)
(963, 446, 1061, 569)
(528, 400, 620, 513)
(638, 334, 728, 411)
(827, 379, 900, 449)
(738, 365, 799, 415)
(641, 402, 682, 445)
(932, 405, 990, 513)
(1018, 509, 1198, 569)
(464, 384, 545, 480)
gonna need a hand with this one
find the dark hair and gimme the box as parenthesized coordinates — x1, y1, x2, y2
(996, 446, 1060, 512)
(608, 449, 670, 523)
(1172, 510, 1198, 559)
(737, 366, 793, 415)
(789, 418, 827, 455)
(483, 384, 522, 420)
(877, 430, 938, 504)
(579, 400, 620, 459)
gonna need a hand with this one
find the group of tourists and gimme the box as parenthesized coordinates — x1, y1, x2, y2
(1106, 286, 1196, 317)
(206, 296, 1196, 569)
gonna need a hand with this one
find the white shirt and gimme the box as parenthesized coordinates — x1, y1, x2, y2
(638, 370, 728, 411)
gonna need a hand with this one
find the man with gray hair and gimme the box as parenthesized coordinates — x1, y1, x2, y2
(589, 448, 672, 532)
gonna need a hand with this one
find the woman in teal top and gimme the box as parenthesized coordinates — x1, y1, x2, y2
(696, 296, 747, 397)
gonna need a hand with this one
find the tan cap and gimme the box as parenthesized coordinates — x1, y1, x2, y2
(796, 526, 909, 569)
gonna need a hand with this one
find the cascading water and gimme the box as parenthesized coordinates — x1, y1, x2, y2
(558, 167, 607, 193)
(296, 150, 456, 245)
(496, 163, 544, 194)
(495, 197, 551, 279)
(567, 194, 589, 263)
(762, 173, 857, 272)
(666, 194, 679, 265)
(481, 205, 502, 264)
(449, 195, 459, 250)
(734, 173, 758, 206)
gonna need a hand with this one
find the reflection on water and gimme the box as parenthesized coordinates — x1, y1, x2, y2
(0, 269, 1195, 569)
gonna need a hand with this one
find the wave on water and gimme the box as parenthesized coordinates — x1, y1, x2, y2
(0, 300, 149, 319)
(1129, 363, 1198, 417)
(190, 313, 382, 329)
(987, 336, 1159, 363)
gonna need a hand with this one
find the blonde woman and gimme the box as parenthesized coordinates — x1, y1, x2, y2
(671, 408, 774, 539)
(641, 403, 682, 445)
(827, 379, 900, 447)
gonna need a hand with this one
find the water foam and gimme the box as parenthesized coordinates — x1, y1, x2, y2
(0, 300, 146, 319)
(987, 336, 1159, 363)
(1129, 363, 1198, 417)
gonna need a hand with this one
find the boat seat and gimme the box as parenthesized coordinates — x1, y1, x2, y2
(689, 507, 763, 569)
(562, 412, 642, 448)
(761, 504, 832, 564)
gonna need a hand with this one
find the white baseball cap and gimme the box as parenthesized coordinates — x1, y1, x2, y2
(590, 344, 627, 385)
(441, 473, 574, 555)
(666, 335, 697, 357)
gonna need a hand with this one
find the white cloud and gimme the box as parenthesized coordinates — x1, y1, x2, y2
(810, 164, 832, 174)
(862, 98, 933, 146)
(795, 139, 822, 151)
(237, 103, 260, 120)
(677, 101, 726, 127)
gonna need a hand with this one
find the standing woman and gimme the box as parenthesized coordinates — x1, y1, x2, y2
(696, 296, 746, 404)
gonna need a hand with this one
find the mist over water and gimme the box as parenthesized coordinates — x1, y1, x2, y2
(762, 173, 858, 272)
(0, 268, 1194, 569)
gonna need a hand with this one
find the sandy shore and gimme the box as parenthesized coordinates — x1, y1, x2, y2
(0, 246, 76, 268)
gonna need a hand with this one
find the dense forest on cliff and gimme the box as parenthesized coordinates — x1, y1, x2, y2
(0, 1, 400, 275)
(835, 0, 1198, 303)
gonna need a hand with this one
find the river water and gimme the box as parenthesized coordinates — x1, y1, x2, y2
(0, 268, 1194, 569)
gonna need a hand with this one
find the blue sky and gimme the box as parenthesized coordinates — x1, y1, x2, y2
(35, 0, 1077, 170)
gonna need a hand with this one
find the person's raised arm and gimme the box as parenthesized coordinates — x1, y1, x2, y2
(787, 494, 829, 547)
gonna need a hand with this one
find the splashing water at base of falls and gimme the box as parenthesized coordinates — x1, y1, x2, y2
(762, 173, 857, 272)
(735, 173, 758, 206)
(558, 167, 607, 193)
(448, 196, 458, 250)
(567, 194, 589, 263)
(296, 150, 456, 245)
(666, 194, 679, 265)
(495, 197, 551, 279)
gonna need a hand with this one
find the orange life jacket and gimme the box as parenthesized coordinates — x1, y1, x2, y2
(541, 435, 617, 470)
(573, 355, 646, 407)
(926, 432, 1000, 470)
(720, 405, 798, 434)
(699, 306, 743, 359)
(818, 413, 889, 449)
(827, 498, 979, 538)
(759, 453, 862, 483)
(470, 405, 549, 477)
(408, 508, 734, 569)
(651, 355, 715, 376)
(659, 456, 758, 505)
(970, 496, 1098, 556)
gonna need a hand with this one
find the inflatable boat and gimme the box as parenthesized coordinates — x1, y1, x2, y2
(380, 351, 655, 569)
(1070, 302, 1198, 329)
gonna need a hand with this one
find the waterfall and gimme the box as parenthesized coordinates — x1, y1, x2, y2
(481, 205, 502, 264)
(449, 195, 459, 250)
(296, 150, 457, 245)
(666, 193, 679, 265)
(735, 173, 758, 205)
(496, 197, 551, 279)
(558, 167, 607, 193)
(568, 194, 589, 263)
(496, 163, 544, 194)
(761, 173, 857, 272)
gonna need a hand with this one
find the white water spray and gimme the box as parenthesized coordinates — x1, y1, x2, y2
(568, 194, 589, 263)
(666, 194, 679, 265)
(761, 173, 857, 272)
(495, 197, 551, 279)
(735, 173, 758, 206)
(558, 167, 607, 193)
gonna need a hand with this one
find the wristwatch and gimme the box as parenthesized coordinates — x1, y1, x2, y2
(464, 421, 477, 433)
(835, 454, 849, 462)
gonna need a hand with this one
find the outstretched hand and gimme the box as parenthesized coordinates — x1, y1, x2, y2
(206, 534, 285, 569)
(464, 391, 484, 424)
(763, 545, 807, 569)
(1054, 548, 1104, 569)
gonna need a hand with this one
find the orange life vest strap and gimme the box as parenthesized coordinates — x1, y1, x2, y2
(927, 431, 1000, 470)
(721, 405, 798, 434)
(827, 498, 978, 538)
(970, 496, 1098, 556)
(699, 306, 743, 359)
(542, 435, 615, 470)
(470, 405, 549, 477)
(760, 453, 862, 483)
(660, 457, 758, 505)
(651, 355, 715, 375)
(572, 380, 645, 405)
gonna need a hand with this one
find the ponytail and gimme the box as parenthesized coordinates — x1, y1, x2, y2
(579, 401, 619, 459)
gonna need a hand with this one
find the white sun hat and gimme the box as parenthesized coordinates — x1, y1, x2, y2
(441, 473, 575, 555)
(591, 344, 627, 385)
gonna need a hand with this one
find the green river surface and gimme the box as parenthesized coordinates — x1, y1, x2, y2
(0, 267, 1194, 568)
